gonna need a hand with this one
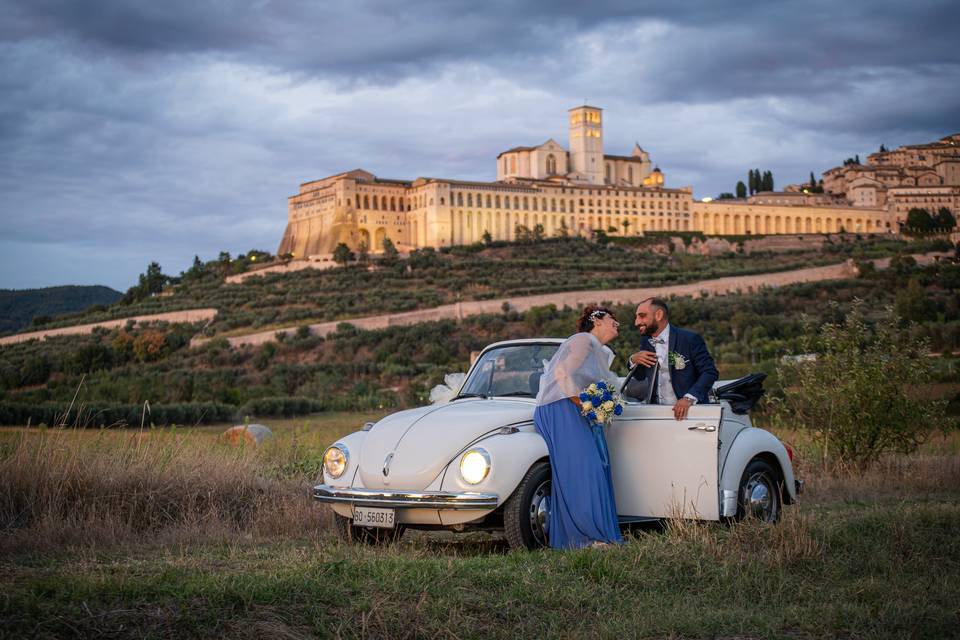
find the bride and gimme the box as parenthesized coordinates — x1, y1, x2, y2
(534, 306, 623, 549)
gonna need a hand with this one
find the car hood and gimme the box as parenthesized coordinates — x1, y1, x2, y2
(358, 398, 535, 490)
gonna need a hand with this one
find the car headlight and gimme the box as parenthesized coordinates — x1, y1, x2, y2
(323, 444, 349, 479)
(459, 448, 491, 485)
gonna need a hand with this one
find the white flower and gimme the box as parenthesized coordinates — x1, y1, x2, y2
(602, 400, 614, 411)
(588, 383, 598, 393)
(669, 352, 688, 370)
(582, 401, 593, 411)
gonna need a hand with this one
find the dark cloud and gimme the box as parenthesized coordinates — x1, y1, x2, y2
(0, 0, 957, 289)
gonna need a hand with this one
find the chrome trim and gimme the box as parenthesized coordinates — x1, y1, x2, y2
(721, 489, 738, 517)
(313, 484, 499, 509)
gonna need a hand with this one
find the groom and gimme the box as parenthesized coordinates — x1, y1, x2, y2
(628, 297, 718, 421)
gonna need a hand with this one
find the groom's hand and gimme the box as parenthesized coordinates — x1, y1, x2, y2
(630, 351, 658, 368)
(673, 397, 693, 421)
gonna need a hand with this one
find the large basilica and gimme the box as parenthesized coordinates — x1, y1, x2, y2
(278, 106, 905, 257)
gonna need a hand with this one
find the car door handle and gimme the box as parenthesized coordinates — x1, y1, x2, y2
(688, 423, 716, 432)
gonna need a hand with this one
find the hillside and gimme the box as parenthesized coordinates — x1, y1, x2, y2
(0, 285, 122, 335)
(11, 235, 947, 340)
(1, 251, 957, 426)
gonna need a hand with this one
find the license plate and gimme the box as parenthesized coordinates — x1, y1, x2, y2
(352, 505, 396, 529)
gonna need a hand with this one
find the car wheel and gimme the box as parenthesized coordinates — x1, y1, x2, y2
(332, 511, 406, 544)
(735, 458, 782, 523)
(504, 461, 551, 550)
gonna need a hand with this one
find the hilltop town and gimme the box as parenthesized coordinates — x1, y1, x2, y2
(278, 105, 959, 259)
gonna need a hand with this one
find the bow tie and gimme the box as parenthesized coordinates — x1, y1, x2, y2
(649, 337, 664, 345)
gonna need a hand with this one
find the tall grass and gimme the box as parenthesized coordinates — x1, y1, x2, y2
(0, 426, 325, 552)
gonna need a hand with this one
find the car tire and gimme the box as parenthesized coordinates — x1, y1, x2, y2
(735, 458, 782, 523)
(332, 511, 406, 545)
(504, 461, 552, 551)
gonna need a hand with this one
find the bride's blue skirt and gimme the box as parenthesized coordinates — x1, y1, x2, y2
(534, 399, 623, 549)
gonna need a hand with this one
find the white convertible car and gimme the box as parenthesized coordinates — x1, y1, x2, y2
(314, 339, 801, 549)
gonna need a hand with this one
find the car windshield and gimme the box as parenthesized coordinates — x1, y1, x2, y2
(458, 343, 560, 399)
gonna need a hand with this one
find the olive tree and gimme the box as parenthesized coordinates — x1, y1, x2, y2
(774, 301, 947, 468)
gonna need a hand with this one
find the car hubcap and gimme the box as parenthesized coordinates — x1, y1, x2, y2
(528, 479, 551, 547)
(744, 473, 775, 521)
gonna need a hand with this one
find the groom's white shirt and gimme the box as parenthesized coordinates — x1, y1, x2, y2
(651, 324, 678, 405)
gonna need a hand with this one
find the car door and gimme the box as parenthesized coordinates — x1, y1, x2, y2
(606, 402, 722, 520)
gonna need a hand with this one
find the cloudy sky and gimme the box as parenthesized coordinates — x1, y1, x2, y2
(1, 0, 958, 291)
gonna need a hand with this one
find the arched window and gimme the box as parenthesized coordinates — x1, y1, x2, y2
(363, 195, 369, 209)
(546, 154, 557, 175)
(495, 195, 501, 208)
(514, 196, 520, 209)
(628, 166, 634, 184)
(457, 193, 463, 207)
(355, 195, 361, 209)
(373, 196, 379, 210)
(486, 195, 492, 208)
(467, 193, 473, 207)
(390, 196, 396, 211)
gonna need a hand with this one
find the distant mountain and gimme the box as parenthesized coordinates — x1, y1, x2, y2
(0, 285, 123, 334)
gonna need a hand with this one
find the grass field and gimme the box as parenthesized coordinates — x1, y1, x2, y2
(2, 418, 959, 639)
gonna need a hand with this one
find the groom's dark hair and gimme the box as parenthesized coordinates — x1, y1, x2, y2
(640, 297, 670, 319)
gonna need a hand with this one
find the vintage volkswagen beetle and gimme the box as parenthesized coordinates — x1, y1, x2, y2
(314, 338, 801, 549)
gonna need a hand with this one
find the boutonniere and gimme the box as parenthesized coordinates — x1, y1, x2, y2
(668, 351, 687, 370)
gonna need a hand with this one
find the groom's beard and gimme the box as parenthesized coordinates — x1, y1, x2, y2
(639, 323, 658, 337)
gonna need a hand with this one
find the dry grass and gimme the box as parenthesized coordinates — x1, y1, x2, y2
(0, 412, 388, 554)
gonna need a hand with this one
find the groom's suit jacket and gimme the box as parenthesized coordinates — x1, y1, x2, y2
(639, 325, 719, 404)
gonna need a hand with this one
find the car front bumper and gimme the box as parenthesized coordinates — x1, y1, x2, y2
(313, 484, 500, 510)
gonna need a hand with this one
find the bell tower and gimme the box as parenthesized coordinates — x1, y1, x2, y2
(568, 105, 603, 184)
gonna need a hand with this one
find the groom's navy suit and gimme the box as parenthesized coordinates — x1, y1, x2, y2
(639, 325, 719, 404)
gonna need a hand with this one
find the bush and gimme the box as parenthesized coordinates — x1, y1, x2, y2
(240, 396, 324, 418)
(0, 402, 234, 427)
(774, 302, 948, 468)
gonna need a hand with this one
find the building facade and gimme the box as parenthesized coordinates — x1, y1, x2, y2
(821, 133, 960, 223)
(278, 107, 904, 258)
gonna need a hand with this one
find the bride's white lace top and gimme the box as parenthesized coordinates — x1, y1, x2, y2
(536, 332, 617, 406)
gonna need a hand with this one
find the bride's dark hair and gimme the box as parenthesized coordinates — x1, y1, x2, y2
(577, 305, 615, 333)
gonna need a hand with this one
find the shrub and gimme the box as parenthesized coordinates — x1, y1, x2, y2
(774, 302, 948, 468)
(240, 396, 324, 418)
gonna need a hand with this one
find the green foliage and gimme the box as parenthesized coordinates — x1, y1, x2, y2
(936, 207, 956, 230)
(240, 396, 324, 418)
(774, 303, 948, 468)
(0, 285, 122, 335)
(906, 208, 936, 233)
(735, 181, 747, 198)
(122, 262, 169, 304)
(332, 243, 354, 265)
(0, 401, 234, 427)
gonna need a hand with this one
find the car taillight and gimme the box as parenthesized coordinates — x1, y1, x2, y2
(784, 442, 794, 463)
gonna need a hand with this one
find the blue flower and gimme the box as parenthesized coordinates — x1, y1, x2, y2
(596, 381, 607, 390)
(579, 392, 590, 402)
(587, 410, 597, 422)
(613, 404, 623, 416)
(602, 391, 613, 402)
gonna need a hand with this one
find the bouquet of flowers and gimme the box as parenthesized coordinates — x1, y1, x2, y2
(578, 380, 623, 427)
